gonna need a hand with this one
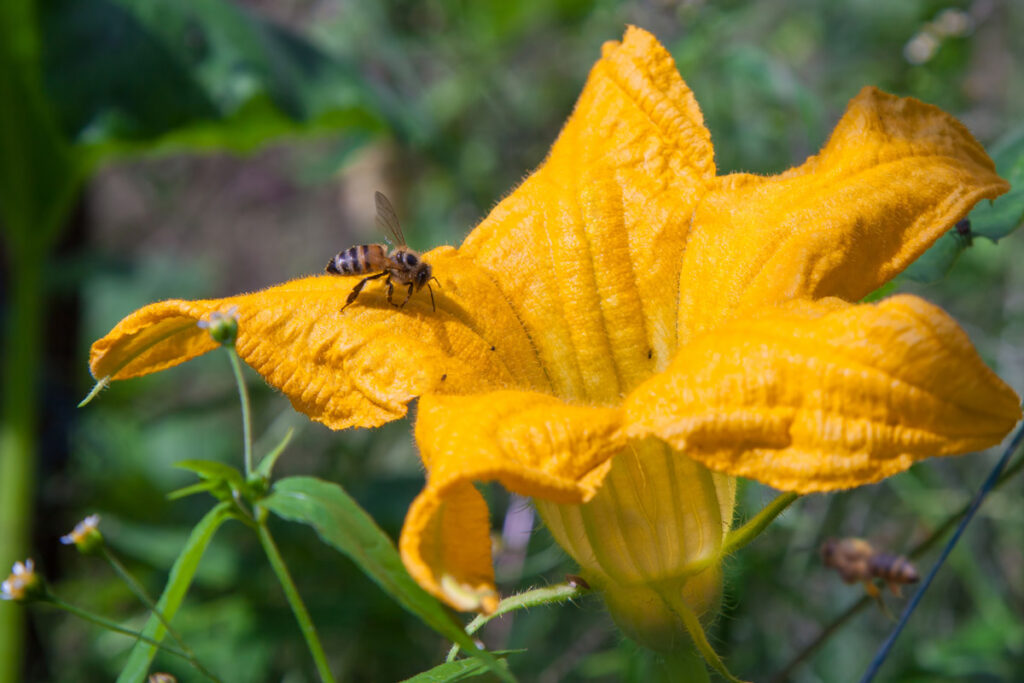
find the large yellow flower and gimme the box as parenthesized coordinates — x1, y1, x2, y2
(89, 27, 1019, 653)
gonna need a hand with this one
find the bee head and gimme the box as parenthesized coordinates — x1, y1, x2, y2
(413, 261, 432, 290)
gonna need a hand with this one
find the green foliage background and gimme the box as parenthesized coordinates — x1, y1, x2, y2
(2, 0, 1023, 681)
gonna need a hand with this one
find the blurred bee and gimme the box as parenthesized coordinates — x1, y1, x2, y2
(326, 191, 439, 311)
(821, 537, 920, 598)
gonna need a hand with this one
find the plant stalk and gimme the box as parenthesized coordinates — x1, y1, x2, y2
(0, 258, 42, 683)
(101, 547, 219, 682)
(226, 349, 253, 479)
(46, 596, 194, 665)
(257, 521, 335, 683)
(722, 492, 799, 556)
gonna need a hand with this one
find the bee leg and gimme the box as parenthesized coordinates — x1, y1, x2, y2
(426, 282, 436, 312)
(888, 582, 903, 598)
(385, 275, 396, 307)
(863, 581, 892, 617)
(398, 283, 414, 308)
(341, 271, 387, 312)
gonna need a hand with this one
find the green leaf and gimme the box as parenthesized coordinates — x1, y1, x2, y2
(117, 501, 235, 683)
(971, 126, 1024, 242)
(175, 459, 244, 487)
(903, 125, 1024, 283)
(399, 659, 494, 683)
(901, 222, 972, 284)
(400, 652, 523, 683)
(262, 476, 514, 683)
(254, 427, 294, 480)
(0, 0, 80, 255)
(166, 480, 221, 501)
(40, 0, 385, 168)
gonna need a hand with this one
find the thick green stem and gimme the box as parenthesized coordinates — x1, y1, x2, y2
(722, 492, 799, 556)
(656, 646, 712, 683)
(257, 522, 335, 683)
(0, 259, 41, 683)
(226, 349, 253, 479)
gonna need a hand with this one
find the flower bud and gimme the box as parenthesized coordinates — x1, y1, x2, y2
(198, 307, 239, 346)
(1, 559, 43, 603)
(60, 514, 104, 555)
(535, 438, 735, 653)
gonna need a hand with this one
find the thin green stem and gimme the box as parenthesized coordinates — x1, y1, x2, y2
(722, 492, 799, 556)
(446, 582, 587, 662)
(46, 596, 199, 666)
(257, 522, 335, 683)
(226, 348, 253, 479)
(670, 596, 745, 683)
(100, 547, 220, 682)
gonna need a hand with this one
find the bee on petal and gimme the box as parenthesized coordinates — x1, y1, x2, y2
(326, 192, 439, 312)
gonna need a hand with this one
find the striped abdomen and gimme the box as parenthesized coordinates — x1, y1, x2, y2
(868, 553, 919, 585)
(326, 244, 387, 275)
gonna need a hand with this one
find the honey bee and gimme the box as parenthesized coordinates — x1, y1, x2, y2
(326, 191, 438, 311)
(821, 537, 920, 598)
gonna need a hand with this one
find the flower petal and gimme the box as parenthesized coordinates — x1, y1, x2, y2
(460, 27, 714, 403)
(626, 295, 1022, 492)
(89, 249, 548, 429)
(678, 87, 1010, 342)
(400, 390, 625, 611)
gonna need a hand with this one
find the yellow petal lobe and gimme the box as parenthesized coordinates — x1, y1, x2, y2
(460, 26, 714, 402)
(627, 295, 1022, 492)
(400, 391, 624, 611)
(89, 249, 547, 429)
(678, 87, 1010, 342)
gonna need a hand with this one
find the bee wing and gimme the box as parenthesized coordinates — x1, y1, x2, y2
(374, 191, 406, 247)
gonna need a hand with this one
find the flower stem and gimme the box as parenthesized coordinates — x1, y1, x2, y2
(45, 595, 202, 668)
(100, 547, 219, 682)
(257, 521, 335, 683)
(656, 646, 711, 683)
(669, 596, 746, 683)
(446, 582, 587, 662)
(225, 348, 253, 479)
(721, 492, 799, 556)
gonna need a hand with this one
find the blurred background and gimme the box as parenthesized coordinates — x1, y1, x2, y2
(2, 0, 1023, 681)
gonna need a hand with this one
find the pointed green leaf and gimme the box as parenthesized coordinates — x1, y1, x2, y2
(255, 427, 294, 480)
(116, 501, 235, 683)
(399, 659, 494, 683)
(262, 476, 514, 683)
(970, 126, 1024, 242)
(902, 125, 1024, 283)
(175, 459, 244, 487)
(166, 480, 220, 501)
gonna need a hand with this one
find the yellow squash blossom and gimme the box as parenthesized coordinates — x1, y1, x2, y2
(89, 27, 1019, 654)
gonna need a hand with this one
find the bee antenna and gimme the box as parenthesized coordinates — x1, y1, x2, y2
(427, 282, 437, 312)
(431, 276, 441, 289)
